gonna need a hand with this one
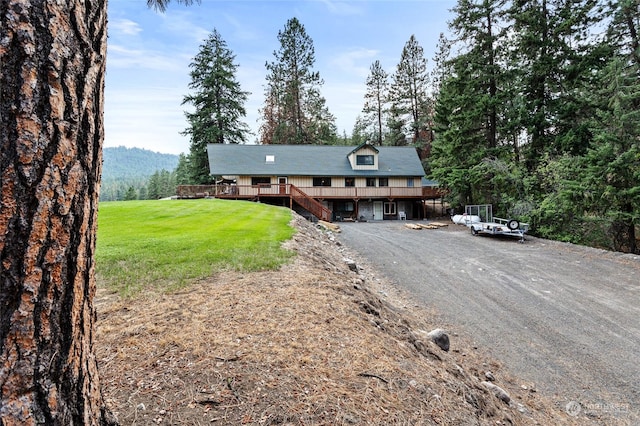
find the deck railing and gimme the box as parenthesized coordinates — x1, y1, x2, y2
(176, 184, 443, 201)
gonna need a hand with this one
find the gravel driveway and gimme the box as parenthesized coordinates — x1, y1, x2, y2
(337, 221, 639, 424)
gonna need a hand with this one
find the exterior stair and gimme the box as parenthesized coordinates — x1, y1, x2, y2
(289, 184, 332, 222)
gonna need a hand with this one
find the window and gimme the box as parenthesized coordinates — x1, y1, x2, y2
(366, 177, 376, 187)
(379, 178, 388, 187)
(251, 177, 271, 186)
(356, 155, 375, 165)
(265, 155, 275, 163)
(313, 177, 332, 187)
(345, 177, 355, 187)
(344, 202, 354, 212)
(384, 202, 396, 215)
(407, 178, 414, 187)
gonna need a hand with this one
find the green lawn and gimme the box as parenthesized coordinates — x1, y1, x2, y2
(96, 199, 295, 296)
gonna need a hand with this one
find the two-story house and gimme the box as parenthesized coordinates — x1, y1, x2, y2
(177, 142, 440, 221)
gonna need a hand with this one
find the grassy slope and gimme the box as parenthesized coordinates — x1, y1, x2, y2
(96, 199, 295, 296)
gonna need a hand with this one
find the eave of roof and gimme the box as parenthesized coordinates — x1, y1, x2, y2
(349, 141, 379, 155)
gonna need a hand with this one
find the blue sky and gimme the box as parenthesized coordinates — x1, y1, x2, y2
(105, 0, 456, 155)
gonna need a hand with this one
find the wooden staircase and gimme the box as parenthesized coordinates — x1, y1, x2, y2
(289, 184, 332, 222)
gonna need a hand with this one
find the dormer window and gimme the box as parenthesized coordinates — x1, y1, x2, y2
(348, 142, 379, 170)
(356, 155, 375, 165)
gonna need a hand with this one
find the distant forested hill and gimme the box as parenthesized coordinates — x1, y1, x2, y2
(102, 146, 179, 180)
(100, 146, 180, 201)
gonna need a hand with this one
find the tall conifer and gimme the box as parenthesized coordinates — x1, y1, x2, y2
(182, 29, 250, 183)
(389, 35, 431, 146)
(362, 60, 389, 145)
(261, 18, 336, 144)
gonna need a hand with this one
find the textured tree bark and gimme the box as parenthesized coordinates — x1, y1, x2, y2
(0, 0, 116, 424)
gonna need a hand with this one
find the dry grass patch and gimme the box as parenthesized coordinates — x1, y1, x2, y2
(97, 215, 582, 425)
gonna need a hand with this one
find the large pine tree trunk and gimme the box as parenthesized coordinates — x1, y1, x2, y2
(0, 1, 115, 424)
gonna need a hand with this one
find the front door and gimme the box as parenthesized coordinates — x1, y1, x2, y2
(373, 201, 383, 220)
(278, 177, 287, 194)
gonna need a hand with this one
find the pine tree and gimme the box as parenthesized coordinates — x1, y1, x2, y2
(362, 60, 389, 145)
(124, 186, 137, 201)
(389, 35, 431, 146)
(507, 0, 600, 168)
(430, 33, 452, 98)
(606, 0, 640, 67)
(182, 29, 250, 183)
(139, 185, 149, 200)
(581, 1, 640, 253)
(430, 0, 511, 205)
(351, 115, 370, 145)
(148, 171, 161, 200)
(450, 0, 510, 150)
(384, 105, 407, 146)
(0, 0, 191, 422)
(261, 17, 336, 144)
(175, 153, 191, 185)
(431, 56, 491, 206)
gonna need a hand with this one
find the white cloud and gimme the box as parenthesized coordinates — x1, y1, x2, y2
(328, 47, 379, 79)
(319, 0, 364, 16)
(223, 13, 260, 41)
(110, 18, 142, 36)
(158, 10, 211, 46)
(107, 44, 189, 72)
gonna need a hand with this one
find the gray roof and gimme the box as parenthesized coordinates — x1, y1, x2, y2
(207, 144, 426, 177)
(422, 177, 439, 186)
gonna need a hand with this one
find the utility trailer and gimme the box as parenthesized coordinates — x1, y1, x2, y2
(455, 204, 529, 242)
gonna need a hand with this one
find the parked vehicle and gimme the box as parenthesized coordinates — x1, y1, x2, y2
(453, 204, 529, 242)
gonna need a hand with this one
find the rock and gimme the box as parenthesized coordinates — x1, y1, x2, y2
(344, 258, 358, 272)
(427, 328, 450, 352)
(485, 371, 496, 381)
(481, 381, 511, 404)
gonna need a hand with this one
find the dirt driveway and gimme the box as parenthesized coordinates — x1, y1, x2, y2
(337, 221, 639, 423)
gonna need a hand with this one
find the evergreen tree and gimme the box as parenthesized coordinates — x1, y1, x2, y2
(586, 61, 640, 253)
(430, 33, 452, 98)
(175, 153, 191, 185)
(431, 56, 491, 206)
(606, 0, 640, 67)
(362, 60, 389, 145)
(182, 29, 250, 183)
(147, 169, 177, 199)
(148, 171, 161, 200)
(259, 85, 281, 145)
(507, 0, 600, 168)
(389, 35, 432, 146)
(305, 87, 339, 144)
(449, 0, 508, 150)
(261, 17, 336, 144)
(384, 105, 407, 146)
(139, 185, 149, 200)
(430, 0, 511, 205)
(351, 115, 370, 145)
(124, 186, 137, 201)
(581, 3, 640, 253)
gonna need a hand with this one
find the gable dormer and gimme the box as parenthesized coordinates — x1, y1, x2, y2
(348, 142, 379, 170)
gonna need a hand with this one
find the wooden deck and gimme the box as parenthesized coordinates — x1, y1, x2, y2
(177, 184, 443, 200)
